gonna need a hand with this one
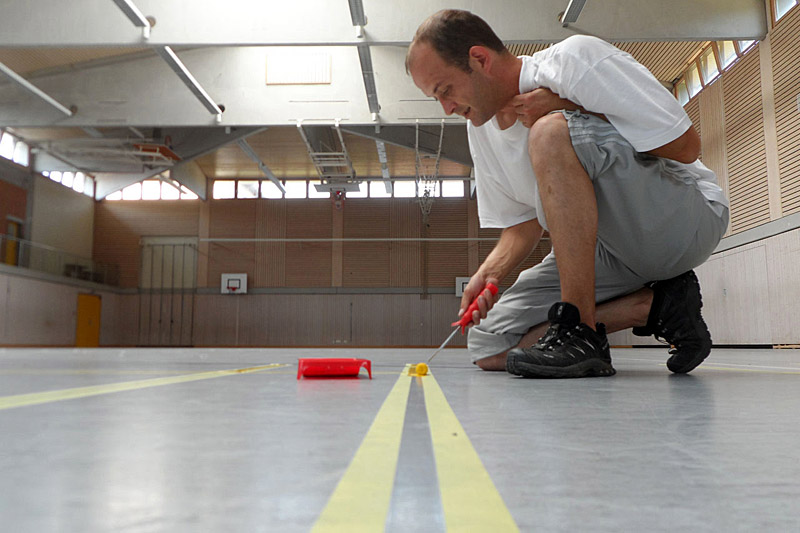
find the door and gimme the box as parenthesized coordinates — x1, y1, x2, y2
(76, 294, 101, 347)
(5, 220, 20, 266)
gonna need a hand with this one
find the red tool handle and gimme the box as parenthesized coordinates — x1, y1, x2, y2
(451, 282, 499, 334)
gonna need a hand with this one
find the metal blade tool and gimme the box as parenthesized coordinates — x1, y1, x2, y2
(427, 282, 499, 363)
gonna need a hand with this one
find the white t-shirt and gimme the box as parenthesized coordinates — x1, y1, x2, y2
(469, 35, 728, 229)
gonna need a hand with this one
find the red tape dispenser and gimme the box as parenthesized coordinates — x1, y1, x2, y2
(297, 358, 372, 379)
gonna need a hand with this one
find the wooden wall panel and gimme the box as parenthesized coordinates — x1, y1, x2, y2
(93, 202, 200, 288)
(764, 227, 800, 343)
(722, 49, 770, 234)
(615, 41, 707, 84)
(191, 294, 239, 346)
(254, 200, 286, 287)
(698, 78, 730, 210)
(342, 199, 390, 287)
(98, 292, 140, 346)
(207, 243, 256, 285)
(695, 244, 773, 344)
(772, 8, 800, 214)
(285, 200, 332, 287)
(207, 200, 256, 285)
(2, 275, 75, 345)
(390, 200, 421, 287)
(350, 294, 430, 346)
(685, 97, 702, 160)
(209, 199, 256, 238)
(425, 199, 469, 287)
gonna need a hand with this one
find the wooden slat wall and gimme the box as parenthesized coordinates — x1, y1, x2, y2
(616, 41, 707, 83)
(508, 41, 705, 86)
(390, 200, 421, 287)
(685, 97, 702, 160)
(255, 200, 286, 287)
(772, 7, 800, 214)
(284, 200, 332, 287)
(698, 78, 729, 209)
(207, 200, 256, 285)
(425, 199, 469, 287)
(342, 199, 390, 287)
(93, 202, 200, 288)
(722, 48, 771, 234)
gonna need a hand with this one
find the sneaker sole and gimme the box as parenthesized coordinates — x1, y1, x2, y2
(507, 357, 616, 379)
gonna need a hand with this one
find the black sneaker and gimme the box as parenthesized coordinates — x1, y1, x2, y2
(632, 270, 711, 374)
(506, 302, 615, 378)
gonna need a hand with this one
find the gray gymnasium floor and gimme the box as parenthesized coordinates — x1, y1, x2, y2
(1, 346, 799, 532)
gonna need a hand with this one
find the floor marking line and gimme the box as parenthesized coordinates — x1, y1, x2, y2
(423, 371, 519, 532)
(618, 358, 800, 374)
(312, 366, 412, 532)
(0, 364, 287, 411)
(698, 365, 800, 375)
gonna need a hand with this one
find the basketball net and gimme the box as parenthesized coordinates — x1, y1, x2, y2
(415, 120, 445, 224)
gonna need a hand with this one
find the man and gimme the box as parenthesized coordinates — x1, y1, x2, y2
(406, 10, 729, 378)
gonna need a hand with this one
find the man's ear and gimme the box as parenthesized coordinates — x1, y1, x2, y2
(468, 46, 492, 73)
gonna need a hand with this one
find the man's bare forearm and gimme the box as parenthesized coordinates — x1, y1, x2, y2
(477, 219, 544, 282)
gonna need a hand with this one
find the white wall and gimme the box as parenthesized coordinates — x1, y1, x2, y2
(30, 175, 94, 259)
(0, 267, 118, 346)
(608, 226, 800, 347)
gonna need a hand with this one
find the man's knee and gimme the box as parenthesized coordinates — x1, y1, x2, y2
(527, 113, 572, 171)
(528, 113, 569, 151)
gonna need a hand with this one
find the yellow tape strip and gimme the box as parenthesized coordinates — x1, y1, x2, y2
(699, 365, 800, 375)
(0, 363, 286, 411)
(313, 366, 412, 532)
(424, 371, 520, 532)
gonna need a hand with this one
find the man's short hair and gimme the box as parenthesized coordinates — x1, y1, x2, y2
(407, 9, 506, 73)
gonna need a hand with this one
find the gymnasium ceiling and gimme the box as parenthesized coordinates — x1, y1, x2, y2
(0, 0, 768, 199)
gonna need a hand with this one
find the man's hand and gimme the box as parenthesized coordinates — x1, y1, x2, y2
(459, 274, 500, 327)
(510, 88, 580, 128)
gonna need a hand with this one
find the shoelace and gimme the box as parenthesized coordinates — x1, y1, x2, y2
(541, 325, 575, 351)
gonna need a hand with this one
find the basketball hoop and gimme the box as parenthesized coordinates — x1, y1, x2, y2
(419, 189, 434, 222)
(332, 190, 345, 210)
(415, 120, 445, 224)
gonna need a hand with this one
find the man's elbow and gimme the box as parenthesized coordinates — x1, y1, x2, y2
(649, 127, 701, 164)
(674, 127, 701, 164)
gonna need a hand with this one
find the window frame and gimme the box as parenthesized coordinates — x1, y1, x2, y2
(772, 0, 798, 22)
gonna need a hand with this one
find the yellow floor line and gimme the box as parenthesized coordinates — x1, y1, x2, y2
(698, 365, 800, 375)
(312, 366, 412, 532)
(424, 371, 520, 532)
(0, 369, 200, 376)
(0, 364, 287, 411)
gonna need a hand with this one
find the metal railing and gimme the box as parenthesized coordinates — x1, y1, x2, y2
(0, 234, 119, 286)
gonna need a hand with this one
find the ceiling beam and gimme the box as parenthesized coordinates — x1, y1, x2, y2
(0, 62, 74, 118)
(236, 138, 286, 194)
(110, 0, 152, 38)
(154, 46, 223, 120)
(0, 0, 767, 46)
